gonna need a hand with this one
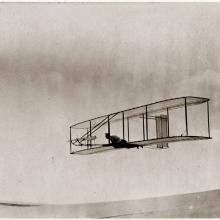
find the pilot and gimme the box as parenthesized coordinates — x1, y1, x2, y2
(105, 133, 129, 148)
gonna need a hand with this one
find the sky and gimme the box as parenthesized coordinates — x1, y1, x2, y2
(0, 3, 220, 204)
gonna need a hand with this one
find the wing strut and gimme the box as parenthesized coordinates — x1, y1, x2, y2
(145, 105, 148, 140)
(184, 97, 188, 136)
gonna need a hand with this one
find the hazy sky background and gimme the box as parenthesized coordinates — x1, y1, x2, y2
(0, 3, 220, 204)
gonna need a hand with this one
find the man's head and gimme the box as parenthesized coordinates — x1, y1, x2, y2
(105, 133, 110, 139)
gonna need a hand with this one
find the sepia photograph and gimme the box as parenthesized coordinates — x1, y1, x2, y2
(0, 2, 220, 218)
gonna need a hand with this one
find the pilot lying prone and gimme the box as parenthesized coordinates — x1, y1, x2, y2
(105, 133, 143, 149)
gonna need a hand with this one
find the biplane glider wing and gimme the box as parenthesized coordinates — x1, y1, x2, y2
(69, 96, 211, 155)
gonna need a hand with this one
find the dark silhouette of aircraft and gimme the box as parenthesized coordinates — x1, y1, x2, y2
(69, 96, 211, 155)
